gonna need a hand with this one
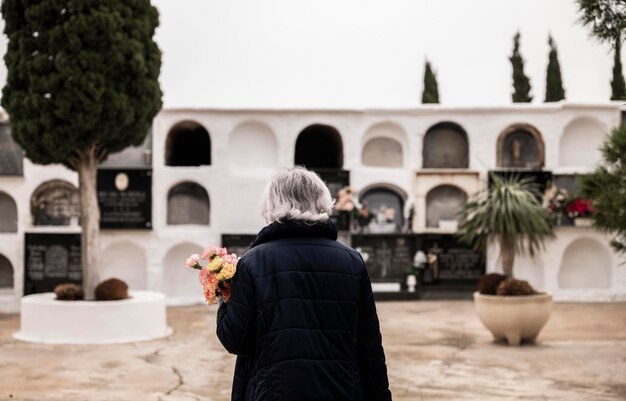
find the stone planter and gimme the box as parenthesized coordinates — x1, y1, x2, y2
(473, 291, 553, 346)
(573, 217, 593, 228)
(14, 290, 172, 344)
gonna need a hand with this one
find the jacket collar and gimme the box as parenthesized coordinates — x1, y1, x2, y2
(250, 219, 338, 249)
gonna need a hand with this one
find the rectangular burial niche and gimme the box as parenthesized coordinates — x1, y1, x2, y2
(221, 234, 258, 257)
(24, 233, 82, 295)
(417, 234, 485, 283)
(0, 124, 23, 176)
(97, 169, 152, 229)
(489, 170, 553, 200)
(352, 234, 418, 284)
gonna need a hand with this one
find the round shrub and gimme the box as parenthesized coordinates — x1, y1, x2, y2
(496, 278, 537, 296)
(95, 278, 129, 301)
(54, 283, 84, 301)
(477, 273, 509, 295)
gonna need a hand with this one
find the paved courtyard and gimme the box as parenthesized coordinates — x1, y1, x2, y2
(0, 300, 625, 401)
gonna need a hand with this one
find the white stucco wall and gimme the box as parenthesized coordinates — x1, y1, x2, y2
(1, 102, 625, 310)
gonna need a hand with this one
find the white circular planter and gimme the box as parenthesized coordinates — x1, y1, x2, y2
(474, 291, 553, 346)
(14, 290, 172, 344)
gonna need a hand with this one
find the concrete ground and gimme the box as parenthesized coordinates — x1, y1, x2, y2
(0, 301, 625, 401)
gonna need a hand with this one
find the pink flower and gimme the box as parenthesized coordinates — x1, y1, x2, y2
(217, 247, 228, 257)
(185, 254, 201, 269)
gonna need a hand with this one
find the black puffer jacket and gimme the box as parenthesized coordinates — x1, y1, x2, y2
(216, 220, 392, 401)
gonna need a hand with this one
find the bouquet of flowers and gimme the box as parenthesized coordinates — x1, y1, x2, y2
(185, 246, 240, 305)
(543, 184, 568, 225)
(336, 186, 362, 217)
(565, 197, 594, 219)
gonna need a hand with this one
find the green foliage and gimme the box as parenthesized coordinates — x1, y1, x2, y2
(457, 174, 554, 258)
(510, 32, 533, 103)
(1, 0, 163, 170)
(579, 125, 626, 254)
(545, 36, 565, 102)
(421, 60, 439, 104)
(610, 42, 626, 100)
(577, 0, 626, 45)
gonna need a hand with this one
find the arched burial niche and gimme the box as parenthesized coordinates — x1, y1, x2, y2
(228, 121, 278, 169)
(558, 238, 611, 289)
(101, 243, 147, 290)
(163, 242, 204, 302)
(361, 122, 406, 168)
(497, 123, 545, 169)
(167, 182, 210, 225)
(31, 180, 80, 226)
(165, 120, 211, 166)
(559, 117, 607, 167)
(426, 185, 468, 228)
(0, 254, 13, 291)
(0, 191, 18, 232)
(360, 186, 405, 229)
(423, 122, 469, 168)
(294, 124, 343, 169)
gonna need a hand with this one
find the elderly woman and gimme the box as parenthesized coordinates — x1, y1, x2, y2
(216, 166, 392, 401)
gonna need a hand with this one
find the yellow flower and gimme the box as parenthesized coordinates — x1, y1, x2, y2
(207, 257, 223, 272)
(220, 263, 236, 280)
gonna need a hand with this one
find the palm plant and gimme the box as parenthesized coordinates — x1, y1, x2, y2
(457, 174, 554, 277)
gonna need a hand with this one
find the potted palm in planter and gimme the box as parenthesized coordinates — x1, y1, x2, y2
(457, 174, 555, 345)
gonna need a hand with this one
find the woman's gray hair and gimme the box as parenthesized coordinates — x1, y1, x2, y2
(261, 167, 334, 223)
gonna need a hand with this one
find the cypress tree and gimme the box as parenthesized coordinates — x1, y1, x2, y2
(1, 0, 163, 298)
(545, 35, 566, 102)
(510, 32, 533, 103)
(610, 40, 626, 100)
(421, 60, 440, 104)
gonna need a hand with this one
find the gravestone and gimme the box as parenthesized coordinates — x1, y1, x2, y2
(418, 234, 484, 282)
(24, 233, 82, 295)
(31, 181, 80, 226)
(352, 234, 418, 281)
(0, 124, 23, 176)
(426, 185, 467, 228)
(489, 170, 552, 199)
(221, 234, 257, 257)
(97, 169, 152, 229)
(500, 130, 542, 168)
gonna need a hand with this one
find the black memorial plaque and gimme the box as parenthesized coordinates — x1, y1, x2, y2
(418, 234, 484, 282)
(97, 169, 152, 229)
(314, 169, 350, 231)
(221, 234, 257, 257)
(24, 233, 82, 295)
(352, 234, 418, 281)
(489, 170, 552, 198)
(0, 125, 23, 176)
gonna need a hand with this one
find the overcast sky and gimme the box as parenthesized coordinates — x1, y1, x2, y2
(0, 0, 622, 108)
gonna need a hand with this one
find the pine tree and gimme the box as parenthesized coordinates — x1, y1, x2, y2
(610, 40, 626, 100)
(421, 60, 440, 104)
(545, 35, 566, 102)
(1, 0, 163, 298)
(580, 125, 626, 254)
(510, 32, 533, 103)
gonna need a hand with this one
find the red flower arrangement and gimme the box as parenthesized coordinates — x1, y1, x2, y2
(565, 197, 594, 219)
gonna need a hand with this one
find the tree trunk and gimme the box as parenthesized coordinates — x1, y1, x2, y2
(500, 238, 515, 277)
(77, 146, 100, 299)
